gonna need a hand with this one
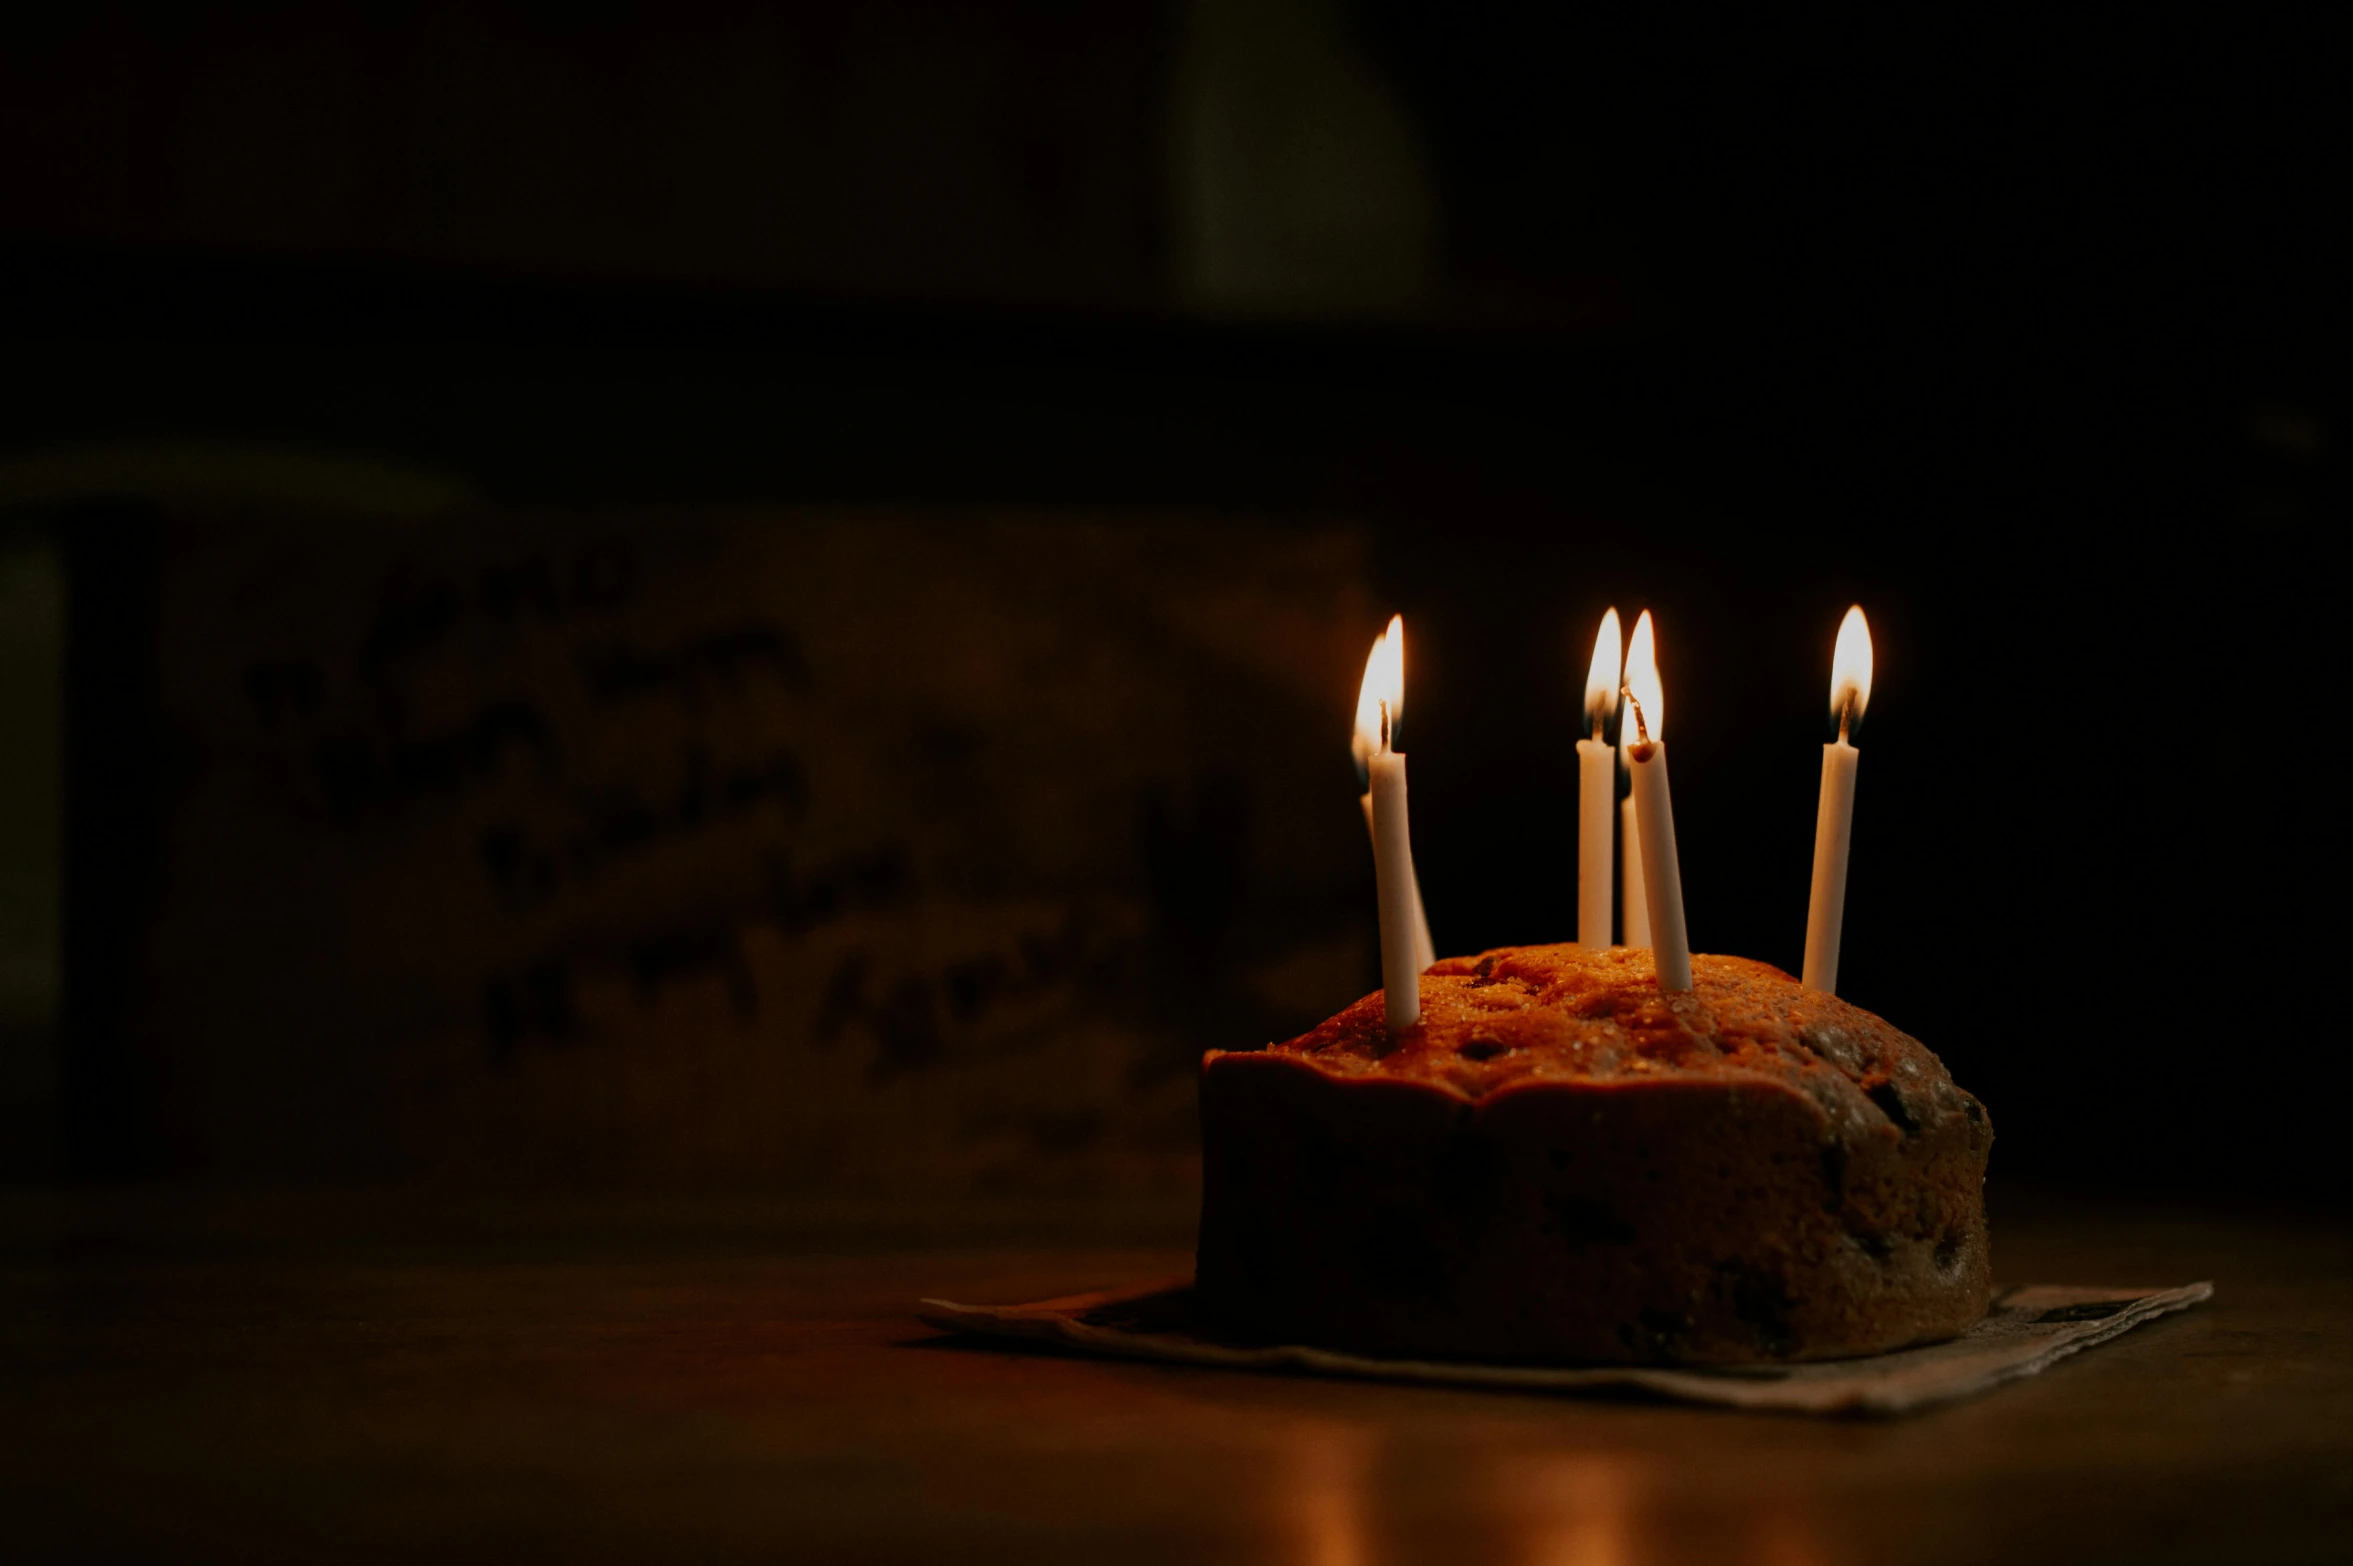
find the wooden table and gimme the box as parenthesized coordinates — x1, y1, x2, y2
(4, 1188, 2348, 1563)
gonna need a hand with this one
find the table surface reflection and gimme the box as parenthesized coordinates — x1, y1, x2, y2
(3, 1189, 2347, 1564)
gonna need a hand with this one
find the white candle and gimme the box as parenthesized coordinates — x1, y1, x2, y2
(1802, 606, 1874, 994)
(1359, 626, 1421, 1030)
(1576, 608, 1622, 949)
(1358, 793, 1434, 974)
(1353, 616, 1434, 976)
(1621, 610, 1692, 991)
(1619, 791, 1649, 947)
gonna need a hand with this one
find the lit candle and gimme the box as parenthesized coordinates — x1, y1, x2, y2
(1620, 610, 1692, 991)
(1353, 616, 1434, 977)
(1360, 621, 1423, 1031)
(1802, 606, 1874, 994)
(1576, 609, 1622, 949)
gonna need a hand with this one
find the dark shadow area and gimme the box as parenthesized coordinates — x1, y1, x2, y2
(0, 4, 2344, 1210)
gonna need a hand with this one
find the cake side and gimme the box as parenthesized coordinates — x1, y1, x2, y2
(1195, 944, 1993, 1365)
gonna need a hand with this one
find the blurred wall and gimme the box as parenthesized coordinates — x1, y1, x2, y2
(0, 535, 63, 1178)
(0, 1, 1167, 310)
(0, 6, 2344, 1203)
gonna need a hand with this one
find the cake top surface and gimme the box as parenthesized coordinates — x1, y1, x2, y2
(1230, 944, 1975, 1130)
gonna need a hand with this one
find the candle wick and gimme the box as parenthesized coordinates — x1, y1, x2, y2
(1620, 684, 1649, 745)
(1378, 698, 1392, 755)
(1837, 697, 1852, 744)
(1591, 713, 1604, 745)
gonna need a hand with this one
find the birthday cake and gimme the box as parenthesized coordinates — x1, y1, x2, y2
(1194, 943, 1992, 1364)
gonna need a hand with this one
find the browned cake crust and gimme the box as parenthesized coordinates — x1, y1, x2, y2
(1195, 944, 1993, 1364)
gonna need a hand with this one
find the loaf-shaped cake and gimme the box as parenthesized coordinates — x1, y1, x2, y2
(1196, 944, 1992, 1364)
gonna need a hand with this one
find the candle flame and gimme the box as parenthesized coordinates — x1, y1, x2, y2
(1352, 614, 1406, 770)
(1829, 605, 1872, 737)
(1583, 608, 1622, 736)
(1621, 609, 1662, 744)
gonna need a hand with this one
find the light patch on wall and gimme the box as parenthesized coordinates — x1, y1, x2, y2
(1168, 0, 1439, 318)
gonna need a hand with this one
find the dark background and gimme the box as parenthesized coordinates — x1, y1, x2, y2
(2, 3, 2344, 1203)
